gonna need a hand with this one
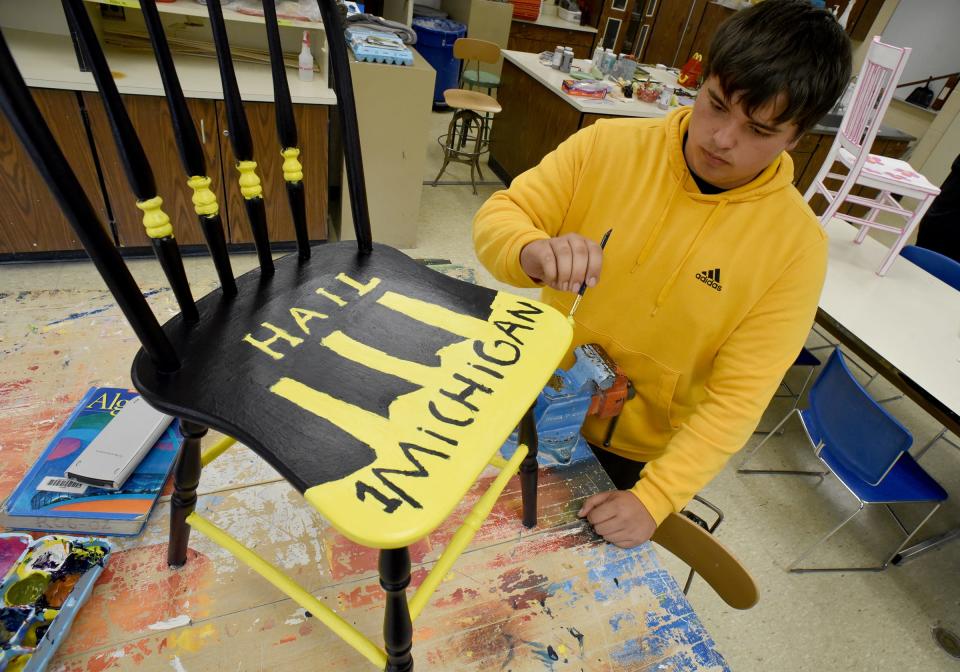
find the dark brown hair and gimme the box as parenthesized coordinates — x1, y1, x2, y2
(704, 0, 853, 135)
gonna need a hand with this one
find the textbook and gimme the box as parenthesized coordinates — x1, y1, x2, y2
(0, 388, 181, 536)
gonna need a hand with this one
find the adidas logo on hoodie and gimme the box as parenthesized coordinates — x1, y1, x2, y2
(695, 268, 722, 291)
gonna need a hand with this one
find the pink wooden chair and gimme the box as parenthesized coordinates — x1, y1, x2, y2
(803, 37, 941, 276)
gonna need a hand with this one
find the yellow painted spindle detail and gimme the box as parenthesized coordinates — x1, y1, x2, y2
(200, 436, 236, 467)
(185, 511, 388, 669)
(236, 160, 263, 200)
(408, 443, 529, 621)
(281, 147, 304, 183)
(186, 175, 220, 216)
(136, 196, 173, 239)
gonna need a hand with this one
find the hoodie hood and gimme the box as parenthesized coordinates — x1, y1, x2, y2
(636, 107, 797, 314)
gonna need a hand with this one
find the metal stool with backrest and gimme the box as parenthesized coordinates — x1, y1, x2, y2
(0, 1, 573, 669)
(738, 349, 947, 572)
(433, 38, 502, 194)
(651, 509, 758, 610)
(803, 37, 941, 276)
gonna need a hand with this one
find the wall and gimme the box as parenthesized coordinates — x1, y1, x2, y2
(881, 0, 960, 102)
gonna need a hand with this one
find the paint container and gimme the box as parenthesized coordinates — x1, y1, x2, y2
(552, 45, 564, 69)
(559, 48, 574, 73)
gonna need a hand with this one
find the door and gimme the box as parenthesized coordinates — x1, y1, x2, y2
(217, 101, 328, 244)
(84, 93, 226, 248)
(596, 0, 638, 53)
(0, 89, 108, 254)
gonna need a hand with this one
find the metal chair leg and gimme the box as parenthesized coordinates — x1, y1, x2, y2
(680, 495, 724, 594)
(880, 503, 942, 569)
(913, 428, 948, 461)
(739, 409, 827, 476)
(788, 504, 864, 572)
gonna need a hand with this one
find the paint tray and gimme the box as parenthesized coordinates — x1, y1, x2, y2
(0, 534, 111, 672)
(346, 28, 414, 66)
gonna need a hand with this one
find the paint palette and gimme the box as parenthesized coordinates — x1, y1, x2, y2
(0, 534, 111, 672)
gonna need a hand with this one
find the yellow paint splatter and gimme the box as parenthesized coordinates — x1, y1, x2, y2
(165, 622, 217, 653)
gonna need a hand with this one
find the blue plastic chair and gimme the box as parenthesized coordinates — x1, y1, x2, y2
(901, 245, 960, 291)
(900, 245, 960, 462)
(739, 349, 947, 572)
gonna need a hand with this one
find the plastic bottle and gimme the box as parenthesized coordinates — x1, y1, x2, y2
(298, 31, 314, 82)
(552, 45, 564, 69)
(560, 48, 574, 73)
(601, 49, 616, 75)
(592, 46, 604, 70)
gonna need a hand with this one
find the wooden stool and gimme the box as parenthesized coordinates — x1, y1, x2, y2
(434, 89, 501, 194)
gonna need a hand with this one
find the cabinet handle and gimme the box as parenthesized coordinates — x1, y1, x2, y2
(223, 129, 230, 137)
(201, 118, 206, 144)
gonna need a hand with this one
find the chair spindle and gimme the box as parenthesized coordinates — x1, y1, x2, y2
(141, 0, 238, 297)
(0, 30, 180, 372)
(261, 1, 310, 261)
(313, 0, 373, 253)
(62, 0, 199, 323)
(206, 0, 274, 275)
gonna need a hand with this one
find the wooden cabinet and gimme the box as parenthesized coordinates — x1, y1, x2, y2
(216, 101, 327, 245)
(0, 89, 108, 254)
(507, 21, 596, 59)
(84, 93, 226, 248)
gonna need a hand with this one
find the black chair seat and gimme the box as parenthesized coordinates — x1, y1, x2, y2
(133, 243, 571, 547)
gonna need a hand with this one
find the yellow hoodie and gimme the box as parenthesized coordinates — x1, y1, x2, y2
(473, 107, 827, 524)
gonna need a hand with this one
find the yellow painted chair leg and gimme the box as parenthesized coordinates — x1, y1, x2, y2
(185, 512, 388, 669)
(408, 444, 529, 621)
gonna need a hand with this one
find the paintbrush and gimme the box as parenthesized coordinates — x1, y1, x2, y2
(568, 228, 613, 320)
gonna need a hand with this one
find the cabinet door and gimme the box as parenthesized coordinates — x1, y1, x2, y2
(84, 93, 225, 248)
(0, 89, 108, 254)
(217, 101, 328, 244)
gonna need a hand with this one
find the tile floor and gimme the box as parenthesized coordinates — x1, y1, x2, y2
(1, 110, 959, 670)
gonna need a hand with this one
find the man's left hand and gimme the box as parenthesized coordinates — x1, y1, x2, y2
(577, 490, 657, 548)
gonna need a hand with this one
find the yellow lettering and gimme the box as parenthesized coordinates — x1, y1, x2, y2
(243, 322, 304, 360)
(377, 291, 492, 340)
(315, 287, 347, 307)
(87, 392, 110, 410)
(290, 307, 328, 335)
(336, 273, 381, 296)
(321, 331, 445, 388)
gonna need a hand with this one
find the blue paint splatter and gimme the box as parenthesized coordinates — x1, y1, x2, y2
(45, 289, 167, 327)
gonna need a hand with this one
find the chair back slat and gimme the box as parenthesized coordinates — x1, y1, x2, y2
(63, 0, 199, 323)
(141, 0, 238, 296)
(808, 350, 912, 485)
(262, 1, 310, 261)
(206, 0, 275, 275)
(0, 30, 179, 372)
(315, 0, 373, 253)
(839, 37, 909, 153)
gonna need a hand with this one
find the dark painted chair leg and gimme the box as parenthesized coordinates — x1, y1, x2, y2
(379, 547, 413, 672)
(519, 404, 539, 528)
(168, 419, 206, 568)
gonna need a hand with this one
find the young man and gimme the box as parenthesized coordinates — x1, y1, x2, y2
(473, 0, 852, 548)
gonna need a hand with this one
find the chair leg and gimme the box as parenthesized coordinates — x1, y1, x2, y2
(877, 193, 937, 277)
(739, 409, 826, 476)
(168, 419, 206, 568)
(518, 403, 539, 528)
(788, 504, 864, 572)
(914, 428, 949, 460)
(880, 503, 942, 569)
(379, 547, 413, 672)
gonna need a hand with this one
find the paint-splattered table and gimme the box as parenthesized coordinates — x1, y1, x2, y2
(1, 284, 729, 671)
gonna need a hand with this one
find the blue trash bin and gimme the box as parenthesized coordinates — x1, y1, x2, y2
(412, 17, 467, 107)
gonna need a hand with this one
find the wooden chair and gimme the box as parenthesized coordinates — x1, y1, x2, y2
(803, 37, 940, 276)
(651, 511, 759, 610)
(0, 1, 572, 670)
(433, 38, 502, 194)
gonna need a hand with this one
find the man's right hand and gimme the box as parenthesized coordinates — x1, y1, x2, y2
(519, 233, 604, 292)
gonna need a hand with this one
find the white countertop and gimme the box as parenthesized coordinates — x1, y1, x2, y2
(7, 28, 337, 105)
(820, 218, 960, 417)
(514, 13, 598, 34)
(502, 49, 680, 118)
